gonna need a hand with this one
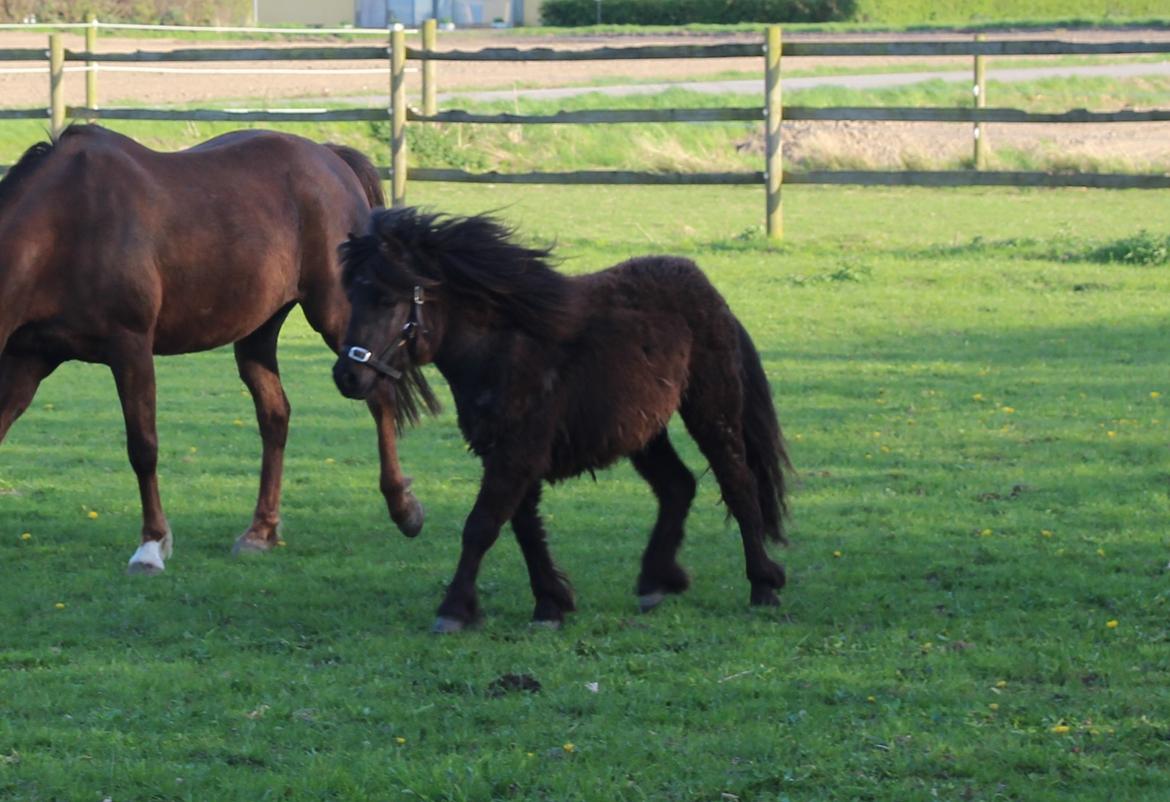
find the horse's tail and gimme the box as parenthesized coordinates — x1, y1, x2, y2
(326, 143, 385, 208)
(735, 317, 792, 544)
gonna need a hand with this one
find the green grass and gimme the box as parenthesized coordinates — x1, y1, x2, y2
(2, 183, 1169, 800)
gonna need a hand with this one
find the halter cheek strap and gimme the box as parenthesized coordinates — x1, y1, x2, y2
(343, 285, 426, 380)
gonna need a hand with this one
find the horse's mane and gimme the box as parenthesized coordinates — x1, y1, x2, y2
(357, 207, 572, 343)
(0, 140, 55, 211)
(0, 127, 98, 212)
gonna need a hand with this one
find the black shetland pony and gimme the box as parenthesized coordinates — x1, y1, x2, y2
(334, 208, 792, 632)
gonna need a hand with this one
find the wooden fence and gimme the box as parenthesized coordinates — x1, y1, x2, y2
(2, 23, 1170, 238)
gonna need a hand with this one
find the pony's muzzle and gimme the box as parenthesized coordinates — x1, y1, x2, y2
(333, 358, 375, 400)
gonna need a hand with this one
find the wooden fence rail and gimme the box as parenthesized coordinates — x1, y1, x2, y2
(2, 25, 1169, 238)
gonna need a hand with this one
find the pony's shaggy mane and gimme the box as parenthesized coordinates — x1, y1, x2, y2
(347, 207, 573, 343)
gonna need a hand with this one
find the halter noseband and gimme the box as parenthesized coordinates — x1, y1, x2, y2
(344, 285, 426, 380)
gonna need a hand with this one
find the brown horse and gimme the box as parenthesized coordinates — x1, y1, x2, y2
(0, 125, 435, 574)
(333, 208, 791, 632)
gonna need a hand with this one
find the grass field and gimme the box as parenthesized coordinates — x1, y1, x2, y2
(2, 181, 1168, 800)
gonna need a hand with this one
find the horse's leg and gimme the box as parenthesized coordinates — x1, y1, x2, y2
(681, 388, 785, 608)
(630, 429, 696, 613)
(366, 382, 424, 537)
(231, 308, 293, 555)
(434, 469, 537, 633)
(0, 352, 58, 444)
(300, 297, 423, 536)
(510, 483, 575, 627)
(112, 338, 173, 575)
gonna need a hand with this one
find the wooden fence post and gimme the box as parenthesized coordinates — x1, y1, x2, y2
(390, 24, 408, 207)
(49, 34, 65, 137)
(86, 16, 98, 121)
(422, 18, 437, 117)
(973, 33, 987, 170)
(765, 25, 782, 240)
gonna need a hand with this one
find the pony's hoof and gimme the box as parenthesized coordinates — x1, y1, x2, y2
(431, 616, 466, 634)
(638, 592, 667, 613)
(127, 540, 166, 575)
(395, 494, 425, 538)
(750, 587, 781, 607)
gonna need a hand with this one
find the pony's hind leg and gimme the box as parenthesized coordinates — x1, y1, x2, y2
(511, 483, 575, 627)
(0, 352, 58, 444)
(630, 430, 696, 613)
(111, 337, 174, 575)
(231, 307, 293, 555)
(681, 391, 785, 608)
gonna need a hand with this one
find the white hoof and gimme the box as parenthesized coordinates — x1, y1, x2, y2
(638, 592, 667, 613)
(127, 539, 166, 575)
(431, 617, 465, 634)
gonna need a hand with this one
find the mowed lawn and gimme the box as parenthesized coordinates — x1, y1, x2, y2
(2, 184, 1168, 801)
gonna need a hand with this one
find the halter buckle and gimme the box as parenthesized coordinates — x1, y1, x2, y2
(346, 346, 373, 364)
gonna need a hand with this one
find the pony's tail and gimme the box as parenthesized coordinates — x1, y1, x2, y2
(326, 143, 385, 208)
(736, 318, 792, 544)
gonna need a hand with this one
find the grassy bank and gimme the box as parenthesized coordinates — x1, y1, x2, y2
(2, 182, 1169, 800)
(2, 70, 1168, 177)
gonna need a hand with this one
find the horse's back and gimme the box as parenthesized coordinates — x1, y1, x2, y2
(2, 125, 371, 356)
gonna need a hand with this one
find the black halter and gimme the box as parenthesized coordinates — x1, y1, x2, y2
(344, 285, 426, 380)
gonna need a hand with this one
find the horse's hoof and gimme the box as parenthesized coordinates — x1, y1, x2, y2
(638, 592, 667, 613)
(431, 616, 465, 634)
(395, 495, 425, 538)
(232, 534, 276, 556)
(127, 540, 166, 575)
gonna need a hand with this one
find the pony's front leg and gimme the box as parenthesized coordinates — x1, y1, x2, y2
(366, 382, 424, 537)
(433, 471, 536, 633)
(111, 339, 173, 575)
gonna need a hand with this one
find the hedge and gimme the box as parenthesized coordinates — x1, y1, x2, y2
(540, 0, 857, 26)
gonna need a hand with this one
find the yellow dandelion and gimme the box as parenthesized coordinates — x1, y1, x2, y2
(972, 393, 984, 401)
(880, 445, 891, 454)
(1106, 619, 1119, 629)
(276, 540, 288, 548)
(563, 743, 576, 754)
(1097, 548, 1106, 557)
(980, 528, 993, 537)
(1041, 529, 1054, 538)
(867, 695, 876, 703)
(20, 532, 32, 541)
(996, 680, 1008, 688)
(1050, 724, 1071, 734)
(1152, 391, 1162, 399)
(1001, 406, 1015, 414)
(189, 447, 198, 454)
(394, 737, 406, 745)
(832, 550, 843, 558)
(233, 419, 244, 427)
(526, 752, 535, 758)
(324, 458, 336, 465)
(86, 511, 99, 520)
(54, 602, 65, 610)
(989, 703, 999, 711)
(1106, 431, 1117, 439)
